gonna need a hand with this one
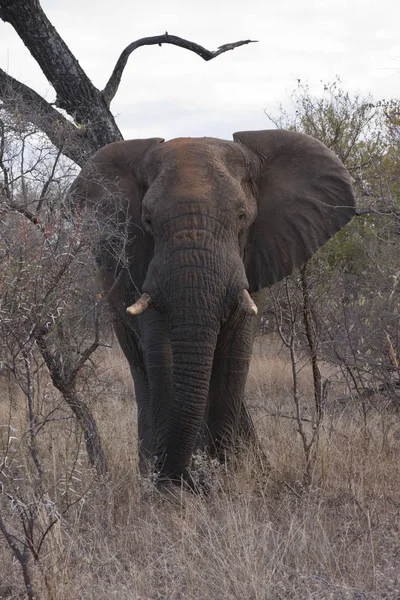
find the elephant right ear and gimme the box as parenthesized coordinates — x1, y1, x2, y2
(233, 130, 356, 292)
(69, 138, 164, 307)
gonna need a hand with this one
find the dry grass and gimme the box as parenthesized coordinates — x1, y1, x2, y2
(1, 341, 400, 599)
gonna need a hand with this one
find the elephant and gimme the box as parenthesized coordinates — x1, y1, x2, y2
(71, 129, 355, 486)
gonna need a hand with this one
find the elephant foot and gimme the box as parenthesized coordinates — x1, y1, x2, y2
(153, 450, 223, 496)
(153, 473, 200, 499)
(155, 478, 194, 505)
(138, 447, 156, 477)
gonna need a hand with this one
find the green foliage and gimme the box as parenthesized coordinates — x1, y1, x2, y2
(315, 219, 371, 274)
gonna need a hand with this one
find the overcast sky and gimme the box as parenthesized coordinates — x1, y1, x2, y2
(1, 0, 399, 141)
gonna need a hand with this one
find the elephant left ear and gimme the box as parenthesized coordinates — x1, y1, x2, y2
(233, 129, 356, 292)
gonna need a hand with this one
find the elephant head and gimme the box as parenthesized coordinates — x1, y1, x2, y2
(72, 130, 355, 484)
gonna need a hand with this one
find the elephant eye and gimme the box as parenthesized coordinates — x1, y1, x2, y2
(143, 216, 152, 231)
(238, 210, 246, 221)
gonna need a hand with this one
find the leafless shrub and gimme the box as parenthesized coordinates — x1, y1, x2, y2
(0, 105, 115, 596)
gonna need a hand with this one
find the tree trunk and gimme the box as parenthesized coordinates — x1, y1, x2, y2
(0, 0, 122, 158)
(36, 336, 108, 477)
(64, 386, 108, 477)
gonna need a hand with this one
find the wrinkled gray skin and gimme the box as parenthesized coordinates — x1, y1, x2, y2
(72, 130, 355, 486)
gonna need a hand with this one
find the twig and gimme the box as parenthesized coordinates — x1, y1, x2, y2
(356, 208, 399, 216)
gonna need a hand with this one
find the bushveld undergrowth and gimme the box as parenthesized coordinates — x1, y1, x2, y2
(1, 341, 399, 600)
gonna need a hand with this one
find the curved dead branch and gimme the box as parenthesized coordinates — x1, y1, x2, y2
(103, 34, 257, 106)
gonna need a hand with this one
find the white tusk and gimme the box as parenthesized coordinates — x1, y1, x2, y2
(238, 289, 258, 317)
(126, 293, 152, 316)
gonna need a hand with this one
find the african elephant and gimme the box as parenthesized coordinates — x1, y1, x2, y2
(72, 130, 355, 486)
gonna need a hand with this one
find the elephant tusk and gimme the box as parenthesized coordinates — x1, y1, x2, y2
(238, 289, 258, 317)
(126, 293, 152, 316)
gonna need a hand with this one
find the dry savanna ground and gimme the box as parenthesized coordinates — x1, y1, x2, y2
(1, 337, 399, 599)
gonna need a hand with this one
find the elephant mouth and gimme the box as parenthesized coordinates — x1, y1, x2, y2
(126, 288, 257, 317)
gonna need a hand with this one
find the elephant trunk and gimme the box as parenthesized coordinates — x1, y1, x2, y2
(159, 304, 219, 481)
(150, 242, 245, 482)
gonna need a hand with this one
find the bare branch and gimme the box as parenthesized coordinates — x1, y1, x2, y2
(71, 300, 101, 378)
(356, 208, 399, 216)
(0, 117, 11, 200)
(0, 515, 25, 566)
(0, 68, 91, 166)
(103, 34, 257, 105)
(22, 351, 44, 479)
(2, 203, 42, 229)
(37, 145, 64, 213)
(300, 263, 324, 421)
(0, 515, 34, 600)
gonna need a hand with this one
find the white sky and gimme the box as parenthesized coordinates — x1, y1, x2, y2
(1, 0, 399, 141)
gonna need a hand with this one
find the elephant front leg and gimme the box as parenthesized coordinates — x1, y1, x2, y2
(205, 312, 255, 461)
(112, 319, 154, 473)
(130, 365, 154, 473)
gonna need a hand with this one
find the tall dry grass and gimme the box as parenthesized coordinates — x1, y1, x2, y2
(1, 341, 399, 599)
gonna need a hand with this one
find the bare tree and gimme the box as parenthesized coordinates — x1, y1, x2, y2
(0, 0, 256, 164)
